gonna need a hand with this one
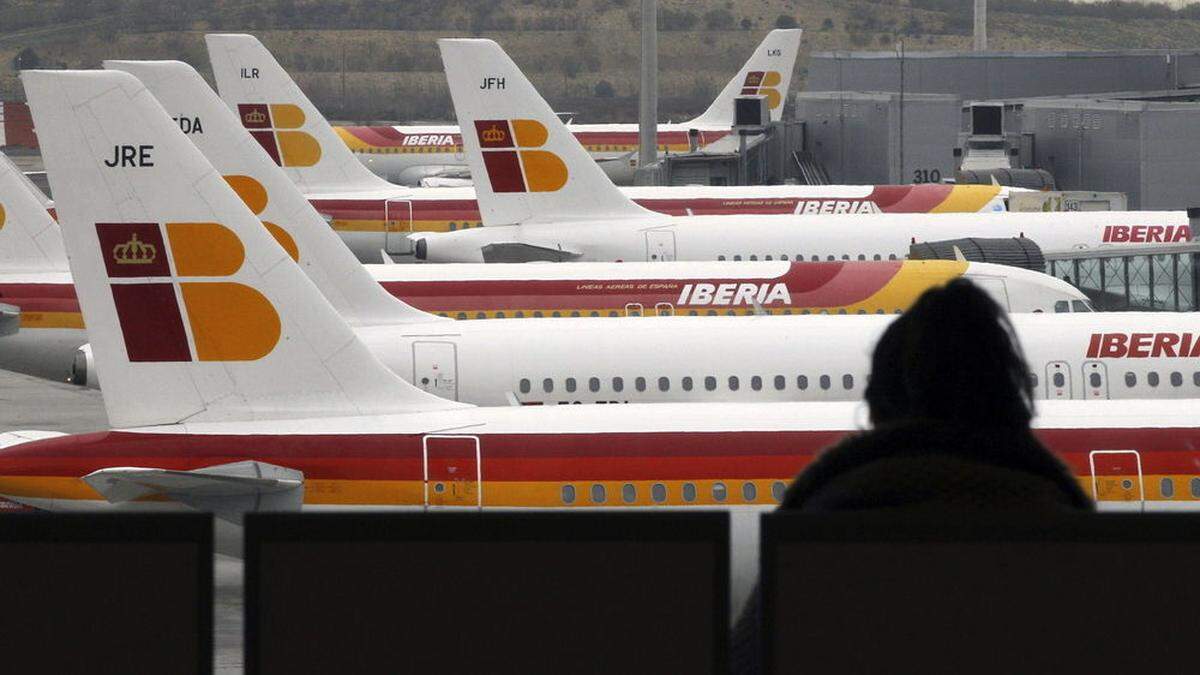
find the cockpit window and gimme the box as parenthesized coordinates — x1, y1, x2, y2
(1054, 300, 1069, 313)
(1072, 300, 1092, 312)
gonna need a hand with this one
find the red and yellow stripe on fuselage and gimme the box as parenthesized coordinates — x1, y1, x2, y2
(385, 260, 970, 319)
(0, 427, 1186, 509)
(0, 283, 83, 329)
(311, 184, 1002, 236)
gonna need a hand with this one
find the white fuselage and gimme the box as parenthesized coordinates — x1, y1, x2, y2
(356, 312, 1200, 406)
(412, 211, 1190, 264)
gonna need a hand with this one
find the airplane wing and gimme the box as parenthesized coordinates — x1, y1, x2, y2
(83, 460, 304, 522)
(481, 242, 583, 263)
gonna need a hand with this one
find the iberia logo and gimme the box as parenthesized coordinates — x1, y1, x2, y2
(223, 175, 299, 262)
(97, 222, 281, 362)
(473, 119, 567, 193)
(236, 103, 321, 168)
(741, 71, 783, 110)
(0, 202, 5, 231)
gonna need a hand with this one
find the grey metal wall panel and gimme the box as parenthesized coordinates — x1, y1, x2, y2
(809, 51, 1200, 100)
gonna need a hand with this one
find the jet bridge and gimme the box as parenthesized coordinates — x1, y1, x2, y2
(1046, 241, 1200, 311)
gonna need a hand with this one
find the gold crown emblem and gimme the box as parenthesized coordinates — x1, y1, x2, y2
(112, 233, 157, 265)
(481, 125, 506, 143)
(244, 109, 267, 124)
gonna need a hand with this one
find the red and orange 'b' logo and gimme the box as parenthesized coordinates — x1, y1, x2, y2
(741, 71, 783, 110)
(474, 119, 568, 193)
(237, 103, 321, 167)
(97, 223, 281, 362)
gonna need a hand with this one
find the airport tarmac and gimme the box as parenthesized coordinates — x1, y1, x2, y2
(0, 368, 245, 673)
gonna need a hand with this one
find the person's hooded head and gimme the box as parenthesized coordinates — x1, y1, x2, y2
(864, 279, 1034, 430)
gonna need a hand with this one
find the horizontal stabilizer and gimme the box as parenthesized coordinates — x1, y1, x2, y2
(84, 460, 304, 522)
(481, 242, 583, 263)
(0, 430, 66, 449)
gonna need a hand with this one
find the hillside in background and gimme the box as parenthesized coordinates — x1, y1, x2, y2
(5, 0, 1200, 124)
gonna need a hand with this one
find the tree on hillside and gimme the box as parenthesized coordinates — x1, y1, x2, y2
(13, 47, 40, 70)
(775, 14, 798, 29)
(703, 8, 735, 30)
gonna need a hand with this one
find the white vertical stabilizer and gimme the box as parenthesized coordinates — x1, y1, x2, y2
(686, 29, 803, 127)
(438, 38, 660, 227)
(22, 69, 464, 428)
(103, 59, 443, 327)
(204, 33, 397, 195)
(0, 150, 67, 272)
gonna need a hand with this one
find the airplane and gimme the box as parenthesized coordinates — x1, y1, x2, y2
(20, 72, 1196, 411)
(0, 67, 1079, 387)
(6, 70, 1199, 616)
(411, 39, 1191, 264)
(0, 151, 80, 382)
(222, 29, 807, 187)
(202, 33, 1010, 262)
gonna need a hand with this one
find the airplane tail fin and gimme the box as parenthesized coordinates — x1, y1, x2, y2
(204, 33, 396, 195)
(103, 59, 443, 328)
(686, 29, 803, 127)
(438, 38, 656, 226)
(22, 69, 464, 429)
(0, 150, 67, 273)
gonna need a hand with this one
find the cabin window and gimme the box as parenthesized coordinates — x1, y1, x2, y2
(774, 375, 786, 391)
(456, 312, 467, 320)
(608, 311, 619, 317)
(622, 483, 637, 503)
(565, 378, 577, 393)
(543, 378, 554, 393)
(749, 254, 758, 261)
(570, 311, 580, 318)
(682, 376, 694, 391)
(1053, 372, 1066, 388)
(1171, 372, 1183, 387)
(728, 376, 740, 391)
(765, 255, 773, 261)
(533, 311, 544, 318)
(819, 375, 831, 390)
(1089, 372, 1102, 388)
(772, 481, 787, 502)
(857, 254, 866, 261)
(1125, 372, 1137, 388)
(1195, 372, 1200, 387)
(590, 311, 600, 317)
(1161, 478, 1175, 499)
(495, 312, 505, 319)
(751, 376, 763, 391)
(718, 255, 726, 261)
(658, 376, 670, 392)
(1191, 478, 1200, 499)
(682, 483, 697, 502)
(843, 374, 854, 390)
(651, 483, 667, 503)
(712, 482, 728, 502)
(733, 255, 742, 261)
(742, 482, 758, 501)
(519, 378, 531, 394)
(705, 376, 717, 391)
(515, 311, 525, 318)
(841, 255, 850, 261)
(1030, 373, 1039, 389)
(635, 377, 647, 392)
(781, 255, 789, 261)
(827, 255, 835, 261)
(1148, 372, 1160, 388)
(475, 312, 486, 320)
(613, 376, 624, 392)
(589, 377, 600, 393)
(561, 485, 576, 504)
(873, 254, 881, 261)
(591, 484, 607, 504)
(797, 375, 809, 390)
(551, 311, 562, 318)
